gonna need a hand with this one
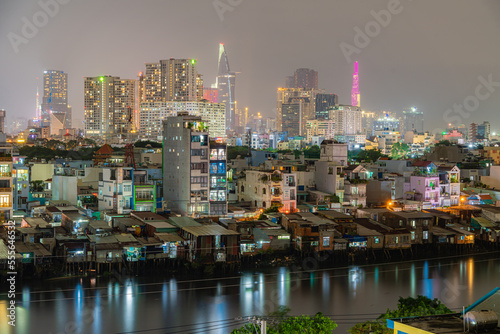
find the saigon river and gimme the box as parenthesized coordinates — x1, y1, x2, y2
(1, 252, 500, 334)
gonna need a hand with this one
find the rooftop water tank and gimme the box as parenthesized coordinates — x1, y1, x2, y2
(464, 310, 498, 333)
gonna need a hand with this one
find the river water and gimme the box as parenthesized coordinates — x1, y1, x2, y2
(1, 252, 500, 334)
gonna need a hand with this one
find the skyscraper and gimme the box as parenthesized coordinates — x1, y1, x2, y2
(402, 107, 424, 134)
(84, 76, 136, 142)
(333, 104, 362, 141)
(315, 93, 338, 119)
(139, 101, 226, 141)
(41, 70, 72, 127)
(351, 62, 360, 107)
(277, 87, 323, 137)
(143, 58, 199, 102)
(294, 68, 318, 89)
(0, 110, 5, 133)
(216, 44, 236, 134)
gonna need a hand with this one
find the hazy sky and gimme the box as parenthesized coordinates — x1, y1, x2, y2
(1, 0, 500, 132)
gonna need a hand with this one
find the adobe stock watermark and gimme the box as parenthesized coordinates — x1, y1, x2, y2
(439, 279, 467, 305)
(443, 74, 500, 125)
(7, 0, 72, 54)
(213, 0, 244, 22)
(340, 0, 413, 64)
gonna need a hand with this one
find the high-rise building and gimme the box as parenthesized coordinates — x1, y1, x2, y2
(333, 105, 362, 143)
(139, 101, 226, 141)
(315, 93, 338, 119)
(351, 62, 360, 107)
(216, 44, 236, 134)
(293, 68, 318, 90)
(196, 74, 204, 101)
(277, 87, 323, 137)
(162, 113, 227, 216)
(143, 58, 199, 102)
(285, 76, 294, 88)
(306, 119, 335, 142)
(203, 87, 218, 103)
(477, 121, 491, 141)
(41, 70, 72, 127)
(372, 114, 400, 134)
(84, 76, 136, 142)
(281, 102, 302, 138)
(402, 107, 424, 134)
(0, 110, 5, 133)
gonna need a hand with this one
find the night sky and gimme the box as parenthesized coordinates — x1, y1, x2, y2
(1, 0, 499, 132)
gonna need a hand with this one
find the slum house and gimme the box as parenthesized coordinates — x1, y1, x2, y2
(381, 211, 434, 244)
(154, 233, 187, 259)
(179, 225, 240, 263)
(355, 218, 412, 249)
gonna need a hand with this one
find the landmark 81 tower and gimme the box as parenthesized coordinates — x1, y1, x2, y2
(351, 61, 360, 107)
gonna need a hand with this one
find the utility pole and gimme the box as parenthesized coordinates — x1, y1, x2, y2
(239, 317, 267, 334)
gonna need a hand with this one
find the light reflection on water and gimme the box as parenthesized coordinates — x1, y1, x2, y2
(0, 254, 499, 334)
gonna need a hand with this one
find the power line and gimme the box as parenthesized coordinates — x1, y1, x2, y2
(6, 250, 499, 299)
(115, 319, 247, 334)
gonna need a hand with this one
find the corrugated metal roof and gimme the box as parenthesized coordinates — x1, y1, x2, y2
(155, 233, 186, 242)
(182, 225, 240, 237)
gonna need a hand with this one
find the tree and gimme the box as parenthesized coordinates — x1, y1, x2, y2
(355, 149, 385, 162)
(390, 142, 410, 159)
(349, 296, 453, 334)
(227, 146, 251, 160)
(231, 307, 337, 334)
(66, 140, 78, 150)
(349, 321, 392, 334)
(134, 140, 161, 148)
(435, 140, 451, 147)
(30, 180, 45, 192)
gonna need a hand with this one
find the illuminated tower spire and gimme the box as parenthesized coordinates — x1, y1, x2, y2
(351, 61, 360, 107)
(36, 84, 42, 120)
(216, 43, 236, 134)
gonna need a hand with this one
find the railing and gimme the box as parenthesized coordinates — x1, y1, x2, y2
(0, 172, 11, 177)
(0, 188, 11, 192)
(0, 203, 12, 208)
(0, 157, 12, 162)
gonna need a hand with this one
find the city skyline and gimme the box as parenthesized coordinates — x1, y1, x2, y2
(1, 1, 500, 131)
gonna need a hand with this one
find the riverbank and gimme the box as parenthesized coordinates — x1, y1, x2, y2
(1, 240, 498, 286)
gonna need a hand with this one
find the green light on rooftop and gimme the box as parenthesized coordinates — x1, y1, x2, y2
(191, 59, 196, 65)
(100, 77, 104, 81)
(442, 131, 447, 135)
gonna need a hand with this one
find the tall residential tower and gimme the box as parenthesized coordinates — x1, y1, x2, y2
(42, 70, 72, 127)
(351, 62, 360, 107)
(84, 75, 136, 142)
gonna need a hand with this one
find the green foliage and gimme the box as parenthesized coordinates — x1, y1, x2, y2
(348, 179, 369, 184)
(18, 145, 98, 161)
(390, 142, 410, 159)
(435, 140, 452, 146)
(379, 295, 453, 319)
(263, 203, 283, 214)
(349, 321, 392, 334)
(327, 194, 340, 203)
(30, 180, 45, 192)
(350, 295, 453, 334)
(231, 308, 337, 334)
(355, 149, 385, 163)
(228, 146, 251, 160)
(134, 140, 162, 148)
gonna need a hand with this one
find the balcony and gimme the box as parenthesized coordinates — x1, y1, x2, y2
(0, 187, 11, 193)
(0, 202, 12, 208)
